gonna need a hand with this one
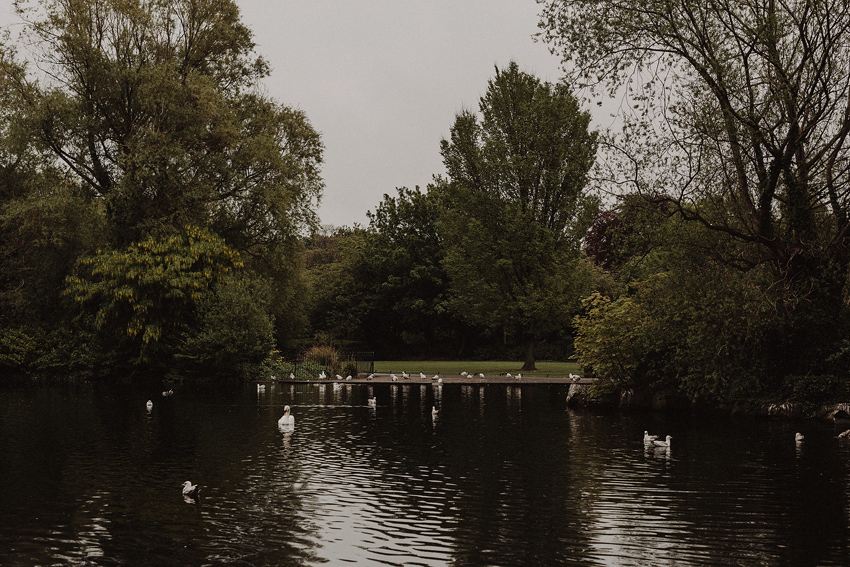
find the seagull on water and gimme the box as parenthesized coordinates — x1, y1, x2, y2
(420, 372, 426, 379)
(402, 371, 409, 379)
(652, 435, 672, 448)
(643, 431, 658, 444)
(182, 481, 201, 499)
(368, 397, 377, 407)
(146, 400, 153, 412)
(795, 432, 805, 442)
(391, 374, 398, 381)
(432, 406, 439, 419)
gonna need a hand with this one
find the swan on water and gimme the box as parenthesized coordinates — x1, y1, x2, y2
(653, 435, 672, 448)
(643, 431, 658, 444)
(182, 481, 200, 499)
(278, 405, 295, 427)
(146, 400, 153, 411)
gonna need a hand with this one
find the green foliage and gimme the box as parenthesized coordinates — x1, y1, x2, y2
(5, 0, 323, 248)
(65, 226, 242, 364)
(439, 62, 599, 368)
(177, 275, 275, 374)
(303, 345, 342, 376)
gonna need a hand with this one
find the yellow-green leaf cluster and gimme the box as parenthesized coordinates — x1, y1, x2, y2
(65, 226, 242, 358)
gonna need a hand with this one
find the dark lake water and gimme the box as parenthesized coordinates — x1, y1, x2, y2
(1, 381, 849, 566)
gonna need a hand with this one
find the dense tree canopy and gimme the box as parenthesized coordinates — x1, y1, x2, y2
(4, 0, 323, 249)
(0, 0, 322, 377)
(439, 62, 598, 369)
(540, 0, 850, 388)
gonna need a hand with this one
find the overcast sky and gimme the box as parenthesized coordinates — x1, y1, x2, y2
(237, 0, 570, 228)
(2, 1, 609, 228)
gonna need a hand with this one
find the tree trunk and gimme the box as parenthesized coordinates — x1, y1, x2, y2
(521, 337, 536, 371)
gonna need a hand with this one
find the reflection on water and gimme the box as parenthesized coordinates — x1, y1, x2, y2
(1, 382, 849, 566)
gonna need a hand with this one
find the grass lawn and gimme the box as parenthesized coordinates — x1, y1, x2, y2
(374, 360, 581, 378)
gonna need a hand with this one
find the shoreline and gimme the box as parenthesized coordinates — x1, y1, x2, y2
(268, 373, 594, 386)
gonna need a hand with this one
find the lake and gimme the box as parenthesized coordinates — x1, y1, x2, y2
(1, 381, 848, 566)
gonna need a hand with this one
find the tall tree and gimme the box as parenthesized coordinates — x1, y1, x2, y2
(539, 0, 850, 378)
(439, 62, 598, 370)
(3, 0, 323, 249)
(358, 186, 462, 357)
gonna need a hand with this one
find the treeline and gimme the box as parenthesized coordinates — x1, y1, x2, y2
(0, 1, 598, 380)
(4, 0, 850, 410)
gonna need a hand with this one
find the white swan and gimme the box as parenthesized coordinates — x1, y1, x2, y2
(652, 435, 672, 448)
(278, 405, 295, 427)
(643, 431, 658, 444)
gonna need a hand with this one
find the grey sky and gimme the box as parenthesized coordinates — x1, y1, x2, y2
(237, 0, 566, 228)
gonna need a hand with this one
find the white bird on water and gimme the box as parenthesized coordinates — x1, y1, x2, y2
(319, 371, 326, 380)
(257, 383, 265, 393)
(643, 431, 659, 444)
(516, 373, 522, 380)
(182, 481, 200, 499)
(278, 405, 295, 427)
(146, 400, 153, 412)
(432, 406, 439, 419)
(653, 435, 672, 448)
(432, 373, 440, 381)
(420, 372, 426, 379)
(402, 371, 409, 379)
(796, 432, 805, 442)
(368, 397, 377, 407)
(391, 374, 398, 381)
